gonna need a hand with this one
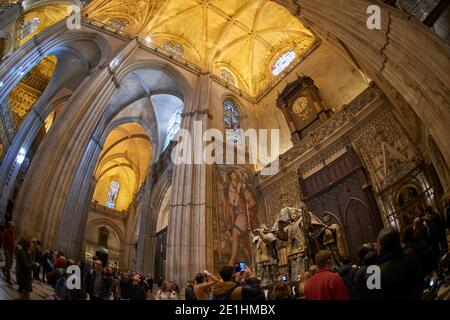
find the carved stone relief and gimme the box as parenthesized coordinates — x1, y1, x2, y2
(352, 110, 419, 192)
(262, 174, 302, 224)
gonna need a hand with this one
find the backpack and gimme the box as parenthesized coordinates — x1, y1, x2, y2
(210, 285, 239, 300)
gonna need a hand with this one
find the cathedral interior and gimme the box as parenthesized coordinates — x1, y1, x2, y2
(0, 0, 449, 300)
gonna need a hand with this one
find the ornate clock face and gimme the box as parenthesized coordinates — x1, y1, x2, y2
(291, 96, 310, 119)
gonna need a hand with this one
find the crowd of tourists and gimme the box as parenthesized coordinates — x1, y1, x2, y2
(183, 205, 450, 301)
(0, 204, 449, 300)
(0, 221, 167, 300)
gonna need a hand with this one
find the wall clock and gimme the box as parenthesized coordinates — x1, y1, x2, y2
(292, 96, 310, 119)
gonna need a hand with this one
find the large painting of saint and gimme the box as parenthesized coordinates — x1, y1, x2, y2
(215, 165, 260, 268)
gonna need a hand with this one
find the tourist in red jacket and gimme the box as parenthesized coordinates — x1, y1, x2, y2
(304, 250, 349, 300)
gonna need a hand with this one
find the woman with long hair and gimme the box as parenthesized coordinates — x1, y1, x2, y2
(155, 280, 178, 300)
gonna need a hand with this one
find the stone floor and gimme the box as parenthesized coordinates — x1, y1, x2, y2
(0, 266, 55, 300)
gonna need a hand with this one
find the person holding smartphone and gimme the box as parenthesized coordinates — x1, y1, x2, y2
(270, 275, 294, 300)
(194, 270, 219, 300)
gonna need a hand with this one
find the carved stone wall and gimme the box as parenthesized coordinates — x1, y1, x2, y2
(352, 110, 420, 193)
(261, 173, 302, 224)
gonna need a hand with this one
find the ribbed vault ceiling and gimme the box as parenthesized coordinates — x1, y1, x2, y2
(84, 0, 316, 97)
(93, 123, 152, 211)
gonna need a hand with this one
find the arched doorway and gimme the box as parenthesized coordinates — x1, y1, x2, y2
(344, 198, 378, 257)
(84, 222, 122, 267)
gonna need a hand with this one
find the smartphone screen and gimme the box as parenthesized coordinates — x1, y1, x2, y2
(239, 262, 246, 271)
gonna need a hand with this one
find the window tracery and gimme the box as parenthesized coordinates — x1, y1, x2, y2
(163, 41, 184, 57)
(220, 69, 235, 86)
(106, 18, 129, 31)
(224, 99, 242, 145)
(272, 50, 296, 76)
(106, 181, 120, 209)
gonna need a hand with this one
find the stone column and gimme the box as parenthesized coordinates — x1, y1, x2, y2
(137, 165, 174, 275)
(165, 73, 210, 285)
(135, 178, 156, 274)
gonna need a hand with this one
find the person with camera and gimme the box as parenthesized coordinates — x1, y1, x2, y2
(237, 266, 265, 301)
(271, 275, 294, 300)
(194, 270, 219, 300)
(211, 264, 263, 300)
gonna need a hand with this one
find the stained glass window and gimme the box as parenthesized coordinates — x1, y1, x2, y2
(164, 111, 181, 150)
(106, 181, 120, 209)
(220, 69, 235, 86)
(163, 41, 184, 57)
(224, 99, 241, 145)
(272, 50, 296, 76)
(106, 18, 129, 31)
(19, 17, 40, 40)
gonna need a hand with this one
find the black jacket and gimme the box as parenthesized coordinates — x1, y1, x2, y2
(185, 284, 197, 300)
(338, 264, 356, 290)
(412, 225, 429, 244)
(242, 278, 266, 301)
(351, 250, 378, 299)
(129, 284, 146, 300)
(120, 278, 132, 299)
(369, 250, 422, 300)
(84, 270, 112, 300)
(15, 246, 32, 292)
